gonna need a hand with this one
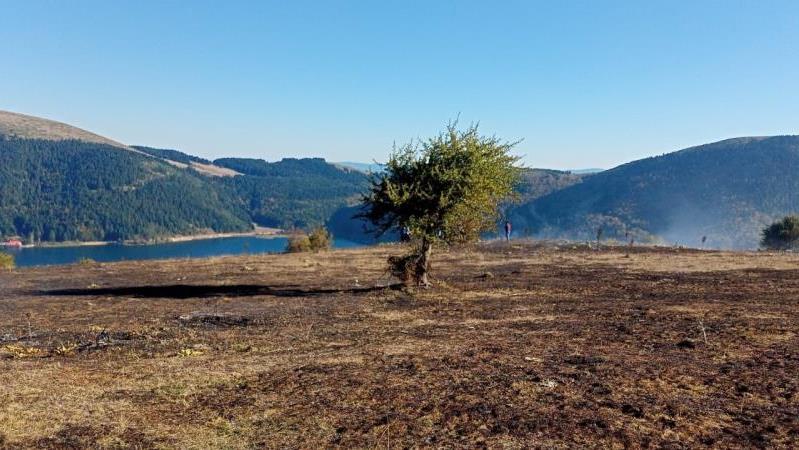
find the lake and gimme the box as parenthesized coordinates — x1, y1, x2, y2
(7, 236, 365, 268)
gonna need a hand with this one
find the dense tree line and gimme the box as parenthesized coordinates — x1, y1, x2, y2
(214, 157, 368, 229)
(0, 138, 371, 243)
(0, 137, 251, 243)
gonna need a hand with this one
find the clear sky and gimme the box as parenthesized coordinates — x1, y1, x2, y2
(1, 1, 798, 169)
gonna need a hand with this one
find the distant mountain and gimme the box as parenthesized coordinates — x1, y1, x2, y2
(510, 136, 799, 249)
(0, 111, 366, 243)
(5, 110, 797, 249)
(334, 161, 385, 173)
(566, 168, 604, 175)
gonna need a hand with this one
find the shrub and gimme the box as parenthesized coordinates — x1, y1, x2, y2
(285, 233, 312, 253)
(308, 227, 332, 251)
(0, 252, 14, 271)
(761, 215, 799, 250)
(286, 227, 332, 253)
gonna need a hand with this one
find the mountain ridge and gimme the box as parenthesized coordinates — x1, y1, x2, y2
(0, 110, 130, 149)
(509, 135, 799, 249)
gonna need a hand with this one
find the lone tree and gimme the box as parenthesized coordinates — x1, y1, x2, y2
(359, 122, 521, 286)
(761, 215, 799, 250)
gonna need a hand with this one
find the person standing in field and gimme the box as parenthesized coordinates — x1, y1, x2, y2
(504, 220, 512, 241)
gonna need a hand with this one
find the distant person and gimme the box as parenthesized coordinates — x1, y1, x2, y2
(504, 221, 512, 241)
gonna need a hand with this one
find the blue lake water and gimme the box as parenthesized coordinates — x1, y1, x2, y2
(7, 236, 365, 268)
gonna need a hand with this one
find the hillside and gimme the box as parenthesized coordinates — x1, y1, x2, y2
(215, 157, 368, 229)
(1, 242, 796, 447)
(0, 111, 367, 243)
(0, 110, 130, 149)
(0, 136, 253, 242)
(510, 136, 799, 249)
(133, 146, 241, 177)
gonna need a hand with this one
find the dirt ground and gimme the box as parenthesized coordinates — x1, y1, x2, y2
(0, 241, 797, 449)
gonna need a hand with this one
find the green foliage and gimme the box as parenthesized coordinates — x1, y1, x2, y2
(285, 227, 333, 253)
(360, 122, 521, 285)
(761, 215, 799, 250)
(0, 252, 14, 271)
(0, 137, 366, 244)
(216, 158, 367, 230)
(0, 136, 252, 243)
(360, 122, 522, 244)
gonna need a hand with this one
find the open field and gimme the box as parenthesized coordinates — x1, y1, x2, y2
(0, 241, 797, 448)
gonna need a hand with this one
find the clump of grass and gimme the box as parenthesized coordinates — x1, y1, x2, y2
(0, 252, 14, 271)
(286, 227, 332, 253)
(1, 344, 44, 358)
(178, 348, 204, 357)
(53, 342, 79, 357)
(77, 257, 96, 266)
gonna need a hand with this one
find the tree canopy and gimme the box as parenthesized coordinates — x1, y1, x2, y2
(360, 122, 521, 285)
(761, 215, 799, 250)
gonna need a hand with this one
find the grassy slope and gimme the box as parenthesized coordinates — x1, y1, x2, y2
(0, 242, 797, 448)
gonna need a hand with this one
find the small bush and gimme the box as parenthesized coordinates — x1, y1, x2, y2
(308, 227, 332, 251)
(286, 233, 312, 253)
(0, 252, 14, 271)
(77, 257, 96, 266)
(285, 227, 332, 253)
(761, 215, 799, 250)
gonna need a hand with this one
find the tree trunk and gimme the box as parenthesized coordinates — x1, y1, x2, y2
(417, 238, 433, 287)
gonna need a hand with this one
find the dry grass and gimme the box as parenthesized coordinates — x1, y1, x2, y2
(0, 110, 130, 149)
(0, 241, 796, 448)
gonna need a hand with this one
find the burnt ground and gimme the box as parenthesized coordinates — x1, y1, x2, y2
(0, 241, 797, 448)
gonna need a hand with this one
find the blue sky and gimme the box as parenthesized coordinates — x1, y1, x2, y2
(1, 1, 798, 168)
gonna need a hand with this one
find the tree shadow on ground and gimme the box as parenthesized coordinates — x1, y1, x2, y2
(38, 283, 402, 299)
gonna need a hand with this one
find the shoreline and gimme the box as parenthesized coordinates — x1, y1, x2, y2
(16, 227, 286, 249)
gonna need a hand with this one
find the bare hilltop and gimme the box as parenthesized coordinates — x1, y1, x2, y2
(0, 110, 130, 149)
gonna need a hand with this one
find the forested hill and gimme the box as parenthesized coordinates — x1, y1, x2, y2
(0, 111, 367, 243)
(215, 157, 368, 229)
(0, 136, 252, 242)
(509, 136, 799, 249)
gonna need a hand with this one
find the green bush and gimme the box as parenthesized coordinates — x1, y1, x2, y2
(0, 252, 14, 271)
(761, 215, 799, 250)
(285, 227, 332, 253)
